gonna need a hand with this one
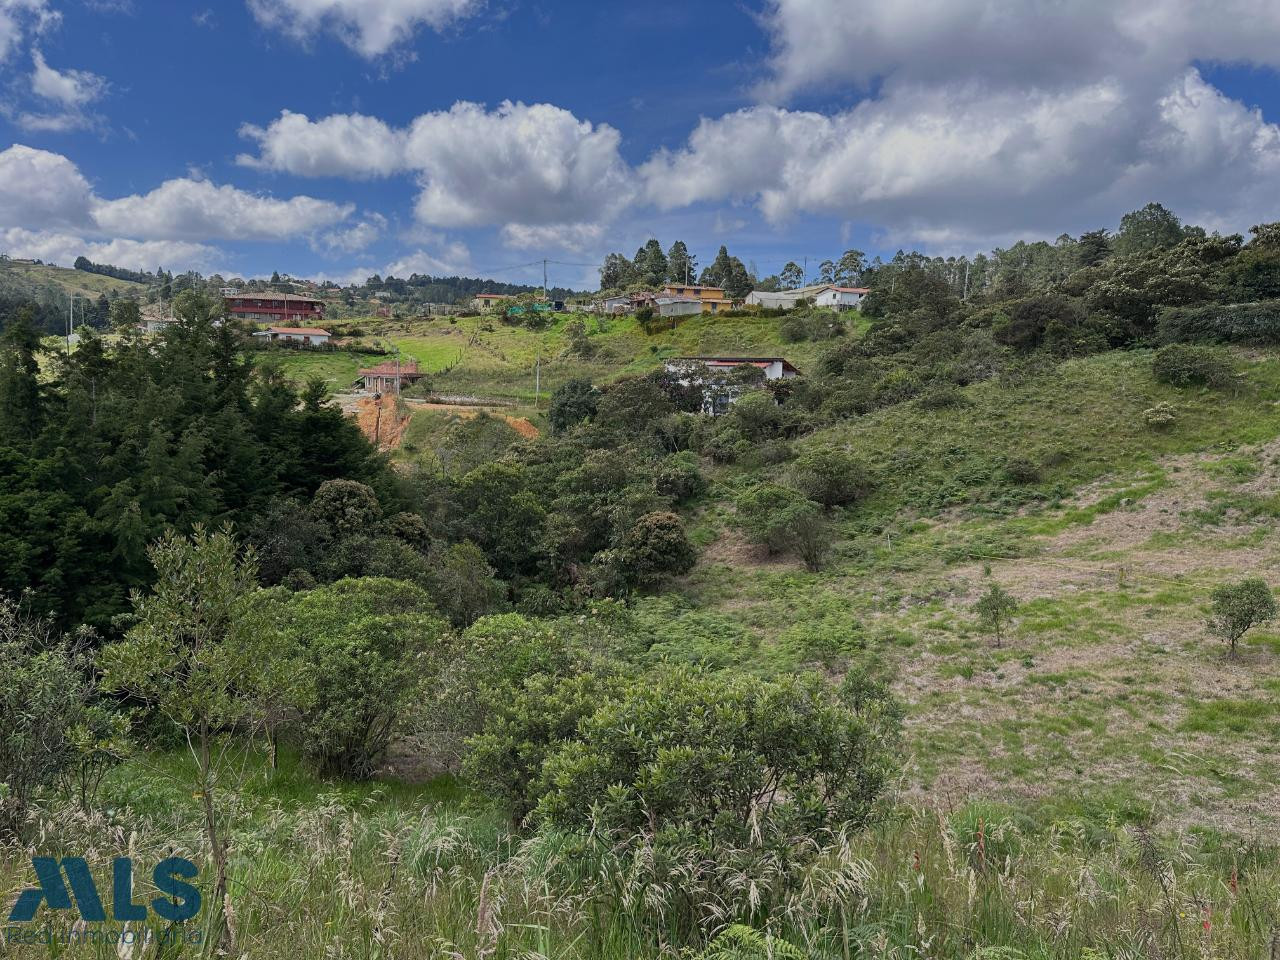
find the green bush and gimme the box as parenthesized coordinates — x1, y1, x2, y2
(790, 446, 872, 507)
(548, 378, 598, 433)
(263, 578, 450, 779)
(1003, 456, 1042, 485)
(653, 452, 706, 503)
(1157, 300, 1280, 344)
(618, 511, 697, 587)
(532, 667, 900, 847)
(463, 670, 626, 823)
(1151, 343, 1234, 388)
(1208, 577, 1278, 656)
(424, 541, 508, 627)
(425, 614, 581, 767)
(0, 602, 105, 836)
(871, 368, 923, 406)
(734, 484, 830, 569)
(311, 479, 382, 535)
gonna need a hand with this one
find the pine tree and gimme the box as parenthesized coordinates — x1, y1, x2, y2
(666, 240, 697, 285)
(0, 307, 42, 443)
(634, 239, 668, 288)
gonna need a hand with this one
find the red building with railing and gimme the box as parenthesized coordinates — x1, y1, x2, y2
(224, 292, 326, 324)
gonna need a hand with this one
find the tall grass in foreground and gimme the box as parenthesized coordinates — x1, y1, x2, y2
(3, 780, 1278, 959)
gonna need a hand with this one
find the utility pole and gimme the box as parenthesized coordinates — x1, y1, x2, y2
(534, 355, 541, 408)
(66, 294, 74, 353)
(542, 259, 549, 300)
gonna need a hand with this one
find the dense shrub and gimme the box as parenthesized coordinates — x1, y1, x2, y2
(532, 667, 901, 847)
(593, 377, 674, 435)
(423, 541, 508, 626)
(463, 670, 626, 823)
(735, 484, 830, 569)
(618, 511, 697, 587)
(790, 446, 872, 508)
(311, 479, 383, 535)
(1151, 344, 1234, 388)
(916, 383, 968, 409)
(0, 602, 101, 836)
(992, 293, 1087, 353)
(780, 309, 846, 343)
(263, 578, 450, 779)
(653, 452, 706, 502)
(1157, 300, 1280, 344)
(1002, 456, 1042, 484)
(423, 614, 581, 767)
(724, 391, 800, 441)
(548, 378, 598, 433)
(871, 368, 923, 406)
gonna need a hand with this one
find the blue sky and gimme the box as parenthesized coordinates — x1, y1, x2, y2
(2, 0, 1280, 291)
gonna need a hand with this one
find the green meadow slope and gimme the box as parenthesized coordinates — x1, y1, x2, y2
(0, 258, 146, 301)
(349, 315, 1280, 835)
(269, 311, 829, 404)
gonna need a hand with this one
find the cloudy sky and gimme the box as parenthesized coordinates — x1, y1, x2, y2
(1, 0, 1279, 289)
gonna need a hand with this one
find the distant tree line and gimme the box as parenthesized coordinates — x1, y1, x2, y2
(73, 256, 155, 285)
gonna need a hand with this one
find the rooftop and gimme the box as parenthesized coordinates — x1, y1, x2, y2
(359, 360, 422, 376)
(226, 292, 324, 305)
(668, 355, 801, 373)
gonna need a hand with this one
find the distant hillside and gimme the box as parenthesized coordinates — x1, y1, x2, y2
(0, 257, 144, 300)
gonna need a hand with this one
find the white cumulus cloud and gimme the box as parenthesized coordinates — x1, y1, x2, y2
(237, 101, 635, 239)
(0, 144, 95, 228)
(30, 48, 106, 107)
(0, 0, 57, 64)
(313, 212, 387, 254)
(757, 0, 1280, 101)
(405, 101, 633, 229)
(247, 0, 481, 58)
(18, 48, 109, 132)
(0, 144, 358, 271)
(92, 177, 353, 242)
(237, 110, 407, 178)
(641, 69, 1280, 245)
(0, 228, 218, 272)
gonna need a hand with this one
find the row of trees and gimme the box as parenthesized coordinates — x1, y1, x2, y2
(593, 203, 1235, 304)
(600, 240, 756, 299)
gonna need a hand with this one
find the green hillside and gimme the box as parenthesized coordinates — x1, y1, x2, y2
(270, 310, 823, 401)
(0, 257, 146, 301)
(10, 217, 1280, 959)
(669, 346, 1280, 832)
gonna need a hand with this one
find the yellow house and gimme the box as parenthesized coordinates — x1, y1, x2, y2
(660, 284, 737, 314)
(471, 293, 509, 313)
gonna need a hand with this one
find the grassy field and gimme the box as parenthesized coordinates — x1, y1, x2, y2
(267, 311, 822, 401)
(0, 259, 145, 300)
(2, 744, 1276, 959)
(668, 347, 1280, 838)
(266, 320, 1280, 839)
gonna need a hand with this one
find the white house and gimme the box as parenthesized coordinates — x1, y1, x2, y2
(746, 283, 868, 310)
(599, 294, 632, 314)
(663, 356, 802, 414)
(812, 286, 869, 310)
(252, 326, 331, 345)
(652, 296, 703, 319)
